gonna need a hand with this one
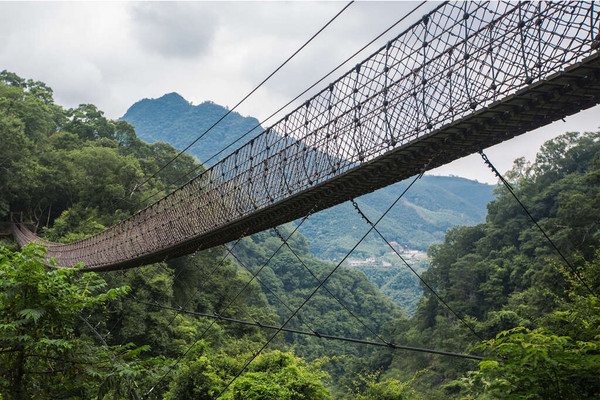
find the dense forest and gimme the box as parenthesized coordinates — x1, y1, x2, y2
(1, 71, 599, 399)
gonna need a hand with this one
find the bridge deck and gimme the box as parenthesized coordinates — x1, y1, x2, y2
(12, 1, 600, 271)
(81, 52, 600, 271)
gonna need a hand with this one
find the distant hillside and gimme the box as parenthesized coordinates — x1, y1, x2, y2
(299, 174, 496, 261)
(297, 174, 496, 316)
(121, 93, 263, 165)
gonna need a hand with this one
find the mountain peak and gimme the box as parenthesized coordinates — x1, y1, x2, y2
(121, 94, 262, 165)
(157, 92, 188, 105)
(123, 92, 190, 118)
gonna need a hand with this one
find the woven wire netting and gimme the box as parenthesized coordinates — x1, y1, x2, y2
(14, 1, 600, 269)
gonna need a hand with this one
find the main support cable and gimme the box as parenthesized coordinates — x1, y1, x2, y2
(214, 161, 430, 399)
(137, 0, 429, 206)
(99, 242, 207, 346)
(480, 151, 598, 298)
(272, 225, 391, 346)
(97, 233, 245, 357)
(84, 234, 247, 399)
(78, 314, 143, 400)
(79, 315, 110, 348)
(351, 199, 485, 342)
(131, 1, 354, 197)
(226, 247, 321, 336)
(141, 206, 318, 399)
(130, 298, 483, 361)
(137, 233, 249, 357)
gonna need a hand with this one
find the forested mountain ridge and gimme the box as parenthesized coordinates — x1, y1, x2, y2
(0, 70, 410, 399)
(121, 93, 263, 165)
(2, 70, 599, 399)
(298, 174, 495, 261)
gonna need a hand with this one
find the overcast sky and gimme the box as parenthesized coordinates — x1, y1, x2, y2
(1, 1, 599, 184)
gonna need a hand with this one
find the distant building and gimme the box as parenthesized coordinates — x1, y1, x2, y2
(348, 257, 390, 267)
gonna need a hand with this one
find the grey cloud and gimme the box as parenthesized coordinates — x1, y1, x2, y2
(236, 2, 434, 100)
(129, 2, 218, 59)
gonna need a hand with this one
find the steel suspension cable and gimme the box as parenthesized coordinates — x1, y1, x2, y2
(100, 249, 197, 345)
(131, 1, 354, 197)
(480, 151, 598, 298)
(137, 0, 429, 206)
(81, 235, 248, 400)
(142, 206, 318, 399)
(78, 314, 143, 400)
(130, 298, 484, 361)
(226, 247, 321, 336)
(97, 233, 245, 356)
(101, 268, 134, 343)
(351, 199, 485, 342)
(134, 234, 248, 357)
(271, 225, 392, 346)
(214, 163, 430, 399)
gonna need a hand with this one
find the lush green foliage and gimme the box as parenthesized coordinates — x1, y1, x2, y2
(349, 371, 423, 400)
(4, 69, 600, 399)
(461, 253, 600, 399)
(0, 70, 198, 228)
(0, 71, 409, 398)
(367, 131, 600, 398)
(348, 258, 429, 317)
(166, 345, 331, 400)
(470, 327, 600, 399)
(0, 244, 143, 399)
(234, 226, 403, 360)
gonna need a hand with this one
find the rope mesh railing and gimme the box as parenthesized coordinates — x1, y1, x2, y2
(13, 1, 600, 270)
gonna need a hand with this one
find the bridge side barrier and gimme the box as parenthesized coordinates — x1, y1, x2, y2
(15, 1, 600, 270)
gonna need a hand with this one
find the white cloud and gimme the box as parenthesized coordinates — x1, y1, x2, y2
(0, 1, 598, 183)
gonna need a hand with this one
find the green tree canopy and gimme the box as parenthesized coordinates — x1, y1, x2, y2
(0, 244, 147, 399)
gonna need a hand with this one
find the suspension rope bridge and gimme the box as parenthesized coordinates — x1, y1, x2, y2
(10, 3, 600, 396)
(12, 1, 600, 274)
